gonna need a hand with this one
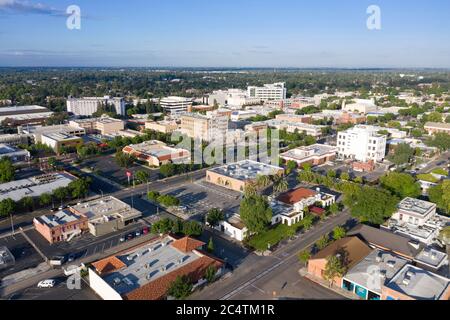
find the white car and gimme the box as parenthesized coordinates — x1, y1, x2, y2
(37, 280, 56, 288)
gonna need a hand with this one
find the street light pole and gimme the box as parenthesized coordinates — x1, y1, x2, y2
(10, 214, 14, 235)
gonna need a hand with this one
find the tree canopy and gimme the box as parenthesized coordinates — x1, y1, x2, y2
(239, 195, 273, 234)
(380, 172, 421, 198)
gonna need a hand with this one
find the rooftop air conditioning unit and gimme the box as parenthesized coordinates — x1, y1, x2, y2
(402, 277, 410, 286)
(387, 261, 396, 268)
(431, 252, 438, 260)
(406, 270, 415, 278)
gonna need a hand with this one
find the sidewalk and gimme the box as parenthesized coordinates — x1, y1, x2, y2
(299, 268, 357, 300)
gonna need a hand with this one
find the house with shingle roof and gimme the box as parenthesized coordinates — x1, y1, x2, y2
(88, 235, 224, 300)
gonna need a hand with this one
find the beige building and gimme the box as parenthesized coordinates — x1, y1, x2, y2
(206, 160, 284, 192)
(123, 140, 190, 167)
(424, 122, 450, 135)
(69, 116, 125, 135)
(180, 113, 228, 142)
(145, 120, 178, 134)
(41, 132, 83, 154)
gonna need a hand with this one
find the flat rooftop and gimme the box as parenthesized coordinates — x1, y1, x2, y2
(124, 141, 188, 159)
(72, 117, 124, 124)
(0, 173, 76, 202)
(0, 144, 29, 156)
(208, 160, 283, 181)
(414, 247, 448, 270)
(43, 132, 82, 142)
(425, 122, 450, 129)
(281, 144, 337, 160)
(0, 105, 48, 114)
(344, 250, 408, 294)
(35, 209, 81, 228)
(70, 196, 142, 221)
(385, 264, 450, 300)
(98, 236, 203, 296)
(398, 197, 436, 216)
(23, 124, 85, 135)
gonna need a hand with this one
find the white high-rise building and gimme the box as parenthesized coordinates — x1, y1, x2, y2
(67, 96, 126, 116)
(337, 125, 387, 162)
(247, 82, 287, 101)
(160, 96, 194, 115)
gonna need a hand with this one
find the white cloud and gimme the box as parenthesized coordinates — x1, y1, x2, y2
(0, 0, 65, 16)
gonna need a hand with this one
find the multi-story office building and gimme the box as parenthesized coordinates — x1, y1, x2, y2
(67, 96, 126, 116)
(180, 113, 228, 142)
(122, 140, 190, 167)
(247, 82, 287, 101)
(69, 116, 125, 135)
(159, 96, 194, 115)
(337, 125, 387, 162)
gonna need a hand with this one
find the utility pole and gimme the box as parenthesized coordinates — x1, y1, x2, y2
(10, 214, 14, 236)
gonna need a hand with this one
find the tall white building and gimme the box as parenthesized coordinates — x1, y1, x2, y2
(67, 96, 126, 116)
(247, 82, 287, 101)
(337, 125, 387, 162)
(160, 96, 194, 115)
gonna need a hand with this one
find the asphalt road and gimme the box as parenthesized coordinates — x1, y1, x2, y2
(190, 211, 354, 300)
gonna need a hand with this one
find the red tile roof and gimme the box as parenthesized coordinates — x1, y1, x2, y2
(310, 206, 326, 216)
(171, 237, 205, 253)
(277, 188, 317, 205)
(92, 256, 126, 275)
(123, 255, 223, 300)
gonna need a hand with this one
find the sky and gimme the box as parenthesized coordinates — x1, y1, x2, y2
(0, 0, 449, 68)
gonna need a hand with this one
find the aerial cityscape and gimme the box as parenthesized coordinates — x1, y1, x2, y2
(0, 0, 449, 312)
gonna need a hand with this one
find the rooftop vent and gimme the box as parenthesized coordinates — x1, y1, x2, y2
(387, 261, 396, 268)
(406, 270, 416, 278)
(402, 277, 411, 286)
(376, 252, 383, 263)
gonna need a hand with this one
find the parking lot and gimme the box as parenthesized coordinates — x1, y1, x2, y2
(0, 234, 44, 279)
(8, 276, 99, 300)
(81, 155, 160, 186)
(24, 220, 149, 262)
(166, 180, 242, 220)
(313, 161, 387, 183)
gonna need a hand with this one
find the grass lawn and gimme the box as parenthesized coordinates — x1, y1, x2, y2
(417, 173, 440, 183)
(431, 168, 448, 176)
(247, 217, 317, 251)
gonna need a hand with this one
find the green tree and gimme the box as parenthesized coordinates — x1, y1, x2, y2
(323, 254, 347, 287)
(0, 158, 15, 183)
(256, 175, 272, 189)
(347, 186, 399, 225)
(273, 176, 289, 194)
(388, 143, 414, 166)
(302, 215, 314, 231)
(160, 163, 176, 178)
(182, 221, 203, 237)
(20, 196, 34, 211)
(147, 191, 160, 202)
(329, 203, 339, 215)
(53, 187, 68, 207)
(0, 198, 15, 218)
(243, 182, 258, 198)
(115, 151, 135, 168)
(286, 160, 297, 175)
(207, 237, 214, 253)
(332, 226, 346, 241)
(135, 170, 149, 184)
(204, 265, 217, 283)
(340, 172, 350, 181)
(167, 275, 193, 300)
(39, 193, 52, 207)
(428, 180, 450, 213)
(151, 218, 174, 234)
(327, 170, 336, 179)
(239, 195, 273, 234)
(206, 208, 225, 227)
(69, 178, 91, 200)
(298, 250, 311, 265)
(380, 172, 421, 198)
(426, 133, 450, 151)
(316, 235, 329, 250)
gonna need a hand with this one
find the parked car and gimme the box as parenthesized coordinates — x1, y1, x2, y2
(127, 234, 134, 240)
(142, 227, 149, 235)
(37, 280, 56, 288)
(135, 230, 141, 237)
(67, 253, 76, 262)
(49, 256, 66, 267)
(119, 236, 126, 242)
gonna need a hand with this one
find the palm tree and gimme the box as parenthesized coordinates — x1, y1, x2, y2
(243, 182, 258, 198)
(256, 175, 272, 189)
(273, 177, 289, 194)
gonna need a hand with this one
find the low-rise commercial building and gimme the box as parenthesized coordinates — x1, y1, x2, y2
(424, 122, 450, 135)
(69, 116, 125, 135)
(122, 140, 190, 167)
(343, 99, 378, 114)
(280, 144, 337, 168)
(275, 114, 312, 124)
(382, 264, 450, 300)
(0, 172, 76, 202)
(34, 209, 88, 244)
(0, 105, 53, 127)
(230, 110, 258, 121)
(0, 133, 33, 146)
(22, 124, 85, 143)
(0, 144, 30, 162)
(145, 120, 178, 134)
(69, 196, 142, 237)
(265, 120, 324, 137)
(206, 160, 284, 193)
(89, 236, 224, 300)
(41, 132, 83, 154)
(383, 197, 450, 245)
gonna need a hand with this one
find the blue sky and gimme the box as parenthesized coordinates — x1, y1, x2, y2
(0, 0, 449, 67)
